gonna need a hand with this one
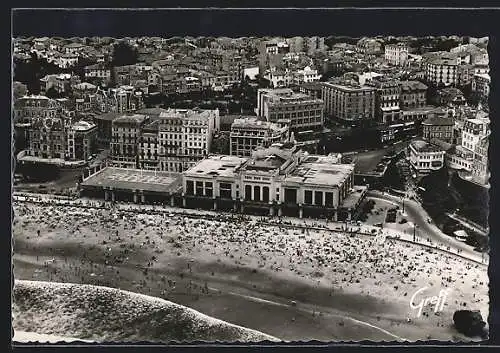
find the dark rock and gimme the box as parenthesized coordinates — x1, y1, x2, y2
(453, 310, 487, 337)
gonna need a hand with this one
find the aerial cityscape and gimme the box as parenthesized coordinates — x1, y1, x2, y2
(12, 35, 490, 343)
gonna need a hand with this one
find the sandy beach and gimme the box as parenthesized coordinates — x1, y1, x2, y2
(12, 200, 489, 342)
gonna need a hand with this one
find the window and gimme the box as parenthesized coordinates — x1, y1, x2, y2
(284, 188, 297, 204)
(315, 191, 323, 206)
(186, 180, 194, 195)
(195, 181, 204, 196)
(304, 190, 313, 204)
(325, 192, 334, 207)
(262, 186, 269, 202)
(253, 185, 261, 202)
(245, 185, 252, 201)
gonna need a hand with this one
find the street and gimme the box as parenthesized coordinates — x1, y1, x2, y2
(367, 190, 488, 262)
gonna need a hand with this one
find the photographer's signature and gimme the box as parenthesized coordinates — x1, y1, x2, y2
(410, 286, 450, 318)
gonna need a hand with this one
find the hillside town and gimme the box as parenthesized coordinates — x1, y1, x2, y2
(12, 35, 490, 342)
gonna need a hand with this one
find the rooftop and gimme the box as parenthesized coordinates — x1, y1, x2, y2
(410, 140, 445, 153)
(322, 80, 376, 92)
(399, 80, 428, 91)
(422, 115, 454, 126)
(231, 117, 283, 131)
(72, 120, 96, 131)
(82, 167, 182, 194)
(73, 82, 97, 90)
(285, 157, 354, 187)
(112, 114, 149, 125)
(184, 155, 247, 178)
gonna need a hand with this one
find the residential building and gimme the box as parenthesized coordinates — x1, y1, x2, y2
(400, 106, 437, 123)
(230, 117, 289, 157)
(437, 87, 466, 106)
(298, 82, 323, 99)
(110, 114, 150, 168)
(63, 42, 85, 55)
(262, 40, 290, 55)
(40, 73, 80, 96)
(384, 43, 409, 66)
(472, 73, 490, 102)
(182, 144, 366, 220)
(93, 112, 119, 148)
(293, 66, 321, 85)
(471, 134, 490, 186)
(13, 95, 61, 123)
(66, 120, 98, 161)
(256, 88, 324, 132)
(356, 38, 382, 55)
(461, 116, 490, 153)
(84, 63, 112, 86)
(425, 56, 458, 86)
(95, 86, 144, 113)
(156, 108, 220, 172)
(304, 36, 326, 55)
(369, 78, 401, 124)
(448, 113, 490, 181)
(457, 64, 474, 86)
(57, 53, 79, 69)
(421, 113, 454, 144)
(138, 120, 160, 170)
(321, 80, 376, 122)
(27, 117, 66, 159)
(408, 140, 446, 175)
(399, 80, 428, 109)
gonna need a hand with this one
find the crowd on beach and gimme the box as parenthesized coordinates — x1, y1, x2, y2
(13, 195, 489, 329)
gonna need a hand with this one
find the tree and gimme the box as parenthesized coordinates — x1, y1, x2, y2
(45, 87, 61, 99)
(111, 41, 138, 67)
(211, 132, 230, 155)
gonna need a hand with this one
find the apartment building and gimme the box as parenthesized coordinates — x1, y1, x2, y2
(399, 80, 428, 109)
(138, 120, 160, 170)
(384, 43, 409, 66)
(66, 120, 98, 161)
(472, 73, 490, 102)
(156, 108, 220, 172)
(408, 140, 446, 175)
(425, 56, 458, 86)
(84, 63, 112, 86)
(421, 114, 454, 144)
(27, 117, 66, 160)
(230, 117, 289, 157)
(321, 80, 376, 123)
(448, 114, 490, 182)
(110, 114, 150, 168)
(256, 88, 324, 132)
(14, 95, 61, 123)
(369, 78, 401, 124)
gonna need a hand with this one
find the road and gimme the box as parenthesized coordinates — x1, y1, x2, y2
(446, 212, 489, 237)
(367, 190, 488, 262)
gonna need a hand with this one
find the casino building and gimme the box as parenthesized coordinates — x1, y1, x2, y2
(182, 143, 367, 220)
